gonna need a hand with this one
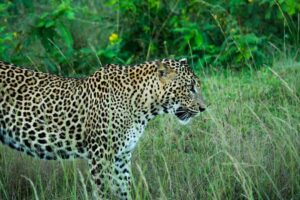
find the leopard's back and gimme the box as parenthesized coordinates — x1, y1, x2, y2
(0, 62, 89, 160)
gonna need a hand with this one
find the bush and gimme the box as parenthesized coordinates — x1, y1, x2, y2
(0, 0, 299, 74)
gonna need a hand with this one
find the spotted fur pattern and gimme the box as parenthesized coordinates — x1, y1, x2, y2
(0, 59, 205, 199)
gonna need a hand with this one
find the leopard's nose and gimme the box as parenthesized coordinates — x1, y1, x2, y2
(199, 106, 205, 112)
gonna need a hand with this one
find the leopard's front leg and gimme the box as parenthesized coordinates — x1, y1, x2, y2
(112, 153, 132, 200)
(88, 155, 132, 200)
(88, 156, 112, 199)
(87, 143, 132, 199)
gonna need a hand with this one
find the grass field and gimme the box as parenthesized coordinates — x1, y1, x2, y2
(0, 60, 299, 200)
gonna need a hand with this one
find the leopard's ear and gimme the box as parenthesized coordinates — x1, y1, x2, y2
(157, 61, 176, 84)
(179, 58, 187, 65)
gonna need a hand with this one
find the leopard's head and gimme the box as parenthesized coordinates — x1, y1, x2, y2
(157, 58, 206, 124)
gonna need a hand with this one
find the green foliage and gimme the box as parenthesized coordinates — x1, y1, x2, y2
(32, 0, 75, 73)
(0, 2, 13, 61)
(0, 0, 299, 73)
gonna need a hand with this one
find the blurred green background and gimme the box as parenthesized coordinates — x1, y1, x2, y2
(0, 0, 299, 74)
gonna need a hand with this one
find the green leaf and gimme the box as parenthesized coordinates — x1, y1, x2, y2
(57, 23, 74, 49)
(66, 11, 75, 20)
(194, 33, 203, 47)
(45, 20, 55, 28)
(0, 2, 11, 13)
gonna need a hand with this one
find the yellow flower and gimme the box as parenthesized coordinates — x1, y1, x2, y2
(248, 0, 253, 3)
(13, 32, 17, 38)
(109, 33, 119, 44)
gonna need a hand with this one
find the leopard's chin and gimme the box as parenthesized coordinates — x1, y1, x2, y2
(177, 117, 191, 125)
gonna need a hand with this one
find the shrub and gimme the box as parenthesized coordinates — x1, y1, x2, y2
(0, 0, 299, 73)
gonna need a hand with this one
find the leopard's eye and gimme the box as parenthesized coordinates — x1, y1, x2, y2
(189, 85, 196, 93)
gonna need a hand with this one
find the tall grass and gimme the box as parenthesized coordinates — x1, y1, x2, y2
(132, 60, 300, 200)
(0, 60, 299, 199)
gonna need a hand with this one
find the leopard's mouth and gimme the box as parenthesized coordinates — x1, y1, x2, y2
(175, 107, 198, 124)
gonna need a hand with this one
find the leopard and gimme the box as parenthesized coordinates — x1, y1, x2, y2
(0, 58, 206, 199)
